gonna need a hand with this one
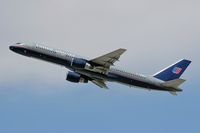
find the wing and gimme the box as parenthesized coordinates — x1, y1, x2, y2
(91, 79, 108, 89)
(74, 70, 109, 89)
(89, 48, 126, 69)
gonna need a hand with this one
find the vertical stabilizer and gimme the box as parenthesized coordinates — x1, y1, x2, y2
(153, 59, 191, 81)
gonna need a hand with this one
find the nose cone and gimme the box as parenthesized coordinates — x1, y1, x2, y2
(9, 43, 28, 56)
(9, 43, 23, 51)
(9, 45, 15, 51)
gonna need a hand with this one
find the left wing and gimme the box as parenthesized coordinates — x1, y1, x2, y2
(75, 70, 109, 89)
(89, 48, 126, 69)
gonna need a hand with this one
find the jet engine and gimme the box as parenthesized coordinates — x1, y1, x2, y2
(71, 58, 88, 68)
(66, 71, 88, 83)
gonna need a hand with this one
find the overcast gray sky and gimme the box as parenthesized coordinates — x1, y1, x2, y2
(0, 0, 200, 133)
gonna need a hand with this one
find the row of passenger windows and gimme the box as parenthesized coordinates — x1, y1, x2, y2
(35, 45, 55, 53)
(35, 44, 73, 59)
(111, 69, 145, 80)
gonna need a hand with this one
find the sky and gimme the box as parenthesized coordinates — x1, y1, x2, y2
(0, 0, 200, 133)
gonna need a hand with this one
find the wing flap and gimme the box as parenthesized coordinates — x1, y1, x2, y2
(91, 79, 108, 89)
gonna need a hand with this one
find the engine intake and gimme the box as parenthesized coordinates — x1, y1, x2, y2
(66, 71, 88, 83)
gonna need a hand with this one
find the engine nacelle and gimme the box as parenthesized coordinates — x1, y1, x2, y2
(71, 58, 87, 68)
(66, 71, 88, 83)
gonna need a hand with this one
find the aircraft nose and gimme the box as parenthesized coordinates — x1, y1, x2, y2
(9, 45, 14, 51)
(9, 45, 19, 52)
(9, 43, 22, 51)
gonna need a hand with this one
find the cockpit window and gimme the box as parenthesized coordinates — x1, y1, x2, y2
(16, 43, 24, 45)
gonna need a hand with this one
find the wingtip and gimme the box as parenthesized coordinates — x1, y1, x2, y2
(169, 91, 178, 96)
(120, 48, 127, 51)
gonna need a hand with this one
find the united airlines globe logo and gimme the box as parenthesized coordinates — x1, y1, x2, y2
(172, 67, 182, 74)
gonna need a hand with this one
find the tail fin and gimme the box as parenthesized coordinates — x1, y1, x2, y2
(153, 59, 191, 81)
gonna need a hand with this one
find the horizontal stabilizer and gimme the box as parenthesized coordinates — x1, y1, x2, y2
(162, 78, 186, 88)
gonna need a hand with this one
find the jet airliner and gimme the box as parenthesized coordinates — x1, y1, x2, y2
(10, 43, 191, 95)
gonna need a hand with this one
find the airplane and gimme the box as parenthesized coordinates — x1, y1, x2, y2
(9, 42, 191, 95)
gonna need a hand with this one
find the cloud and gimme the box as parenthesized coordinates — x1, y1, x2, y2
(0, 0, 199, 83)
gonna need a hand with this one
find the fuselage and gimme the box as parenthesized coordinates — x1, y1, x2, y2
(9, 43, 182, 92)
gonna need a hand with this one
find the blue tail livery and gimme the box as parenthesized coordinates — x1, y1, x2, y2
(153, 59, 191, 81)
